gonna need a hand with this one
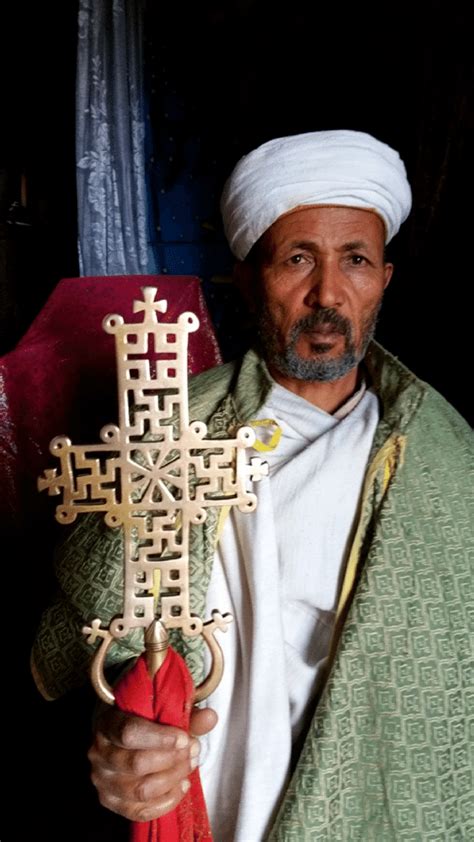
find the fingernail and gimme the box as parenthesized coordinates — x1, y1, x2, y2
(181, 779, 191, 794)
(190, 755, 199, 770)
(176, 734, 189, 749)
(190, 742, 200, 759)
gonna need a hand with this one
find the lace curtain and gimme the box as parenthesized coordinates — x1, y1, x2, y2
(76, 0, 157, 275)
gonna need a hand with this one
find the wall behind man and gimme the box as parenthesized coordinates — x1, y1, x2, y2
(145, 0, 473, 425)
(0, 2, 79, 353)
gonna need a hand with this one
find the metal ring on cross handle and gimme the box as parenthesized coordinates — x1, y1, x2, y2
(89, 623, 229, 706)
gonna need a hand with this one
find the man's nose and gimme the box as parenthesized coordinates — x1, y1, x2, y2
(304, 261, 344, 309)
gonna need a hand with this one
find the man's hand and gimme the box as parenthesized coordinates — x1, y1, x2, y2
(88, 706, 217, 822)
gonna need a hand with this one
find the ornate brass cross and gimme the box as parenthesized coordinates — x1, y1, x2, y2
(38, 287, 267, 703)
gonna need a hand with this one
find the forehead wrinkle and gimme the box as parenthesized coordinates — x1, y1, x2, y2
(279, 238, 375, 253)
(287, 239, 320, 251)
(339, 240, 372, 252)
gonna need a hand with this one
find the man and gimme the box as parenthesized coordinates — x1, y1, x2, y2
(32, 131, 473, 840)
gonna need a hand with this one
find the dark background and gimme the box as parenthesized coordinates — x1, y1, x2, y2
(2, 1, 472, 839)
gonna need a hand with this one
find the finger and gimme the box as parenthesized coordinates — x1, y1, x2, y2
(97, 708, 190, 751)
(91, 754, 193, 804)
(131, 756, 195, 802)
(89, 734, 185, 777)
(98, 778, 191, 823)
(190, 706, 218, 736)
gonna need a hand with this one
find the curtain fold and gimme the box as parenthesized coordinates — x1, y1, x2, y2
(76, 0, 157, 275)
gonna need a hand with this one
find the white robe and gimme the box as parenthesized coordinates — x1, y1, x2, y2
(200, 380, 380, 841)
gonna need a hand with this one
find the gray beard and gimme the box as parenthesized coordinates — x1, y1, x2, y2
(258, 304, 381, 382)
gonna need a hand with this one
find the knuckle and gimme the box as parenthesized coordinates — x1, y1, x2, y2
(89, 747, 104, 771)
(127, 750, 149, 776)
(95, 788, 136, 821)
(90, 770, 100, 790)
(134, 803, 161, 823)
(134, 771, 166, 802)
(134, 806, 152, 823)
(97, 789, 115, 810)
(120, 717, 141, 748)
(94, 731, 108, 752)
(176, 758, 192, 782)
(160, 788, 183, 815)
(133, 770, 186, 800)
(135, 796, 175, 823)
(134, 779, 152, 803)
(88, 732, 104, 756)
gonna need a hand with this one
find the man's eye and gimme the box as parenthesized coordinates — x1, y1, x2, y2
(287, 254, 306, 265)
(350, 254, 367, 266)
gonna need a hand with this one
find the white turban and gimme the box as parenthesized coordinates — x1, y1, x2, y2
(221, 130, 412, 260)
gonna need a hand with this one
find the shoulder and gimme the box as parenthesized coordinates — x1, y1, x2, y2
(188, 359, 240, 422)
(188, 348, 272, 424)
(189, 358, 239, 396)
(368, 341, 472, 450)
(411, 381, 473, 457)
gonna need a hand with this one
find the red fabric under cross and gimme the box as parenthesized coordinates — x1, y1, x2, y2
(114, 649, 213, 842)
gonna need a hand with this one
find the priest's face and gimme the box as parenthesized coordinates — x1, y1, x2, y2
(254, 206, 393, 382)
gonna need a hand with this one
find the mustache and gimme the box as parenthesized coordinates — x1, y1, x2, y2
(291, 308, 352, 339)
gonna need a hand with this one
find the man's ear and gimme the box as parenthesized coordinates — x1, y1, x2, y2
(233, 260, 259, 313)
(383, 262, 394, 289)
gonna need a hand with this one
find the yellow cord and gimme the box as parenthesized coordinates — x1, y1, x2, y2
(248, 418, 282, 453)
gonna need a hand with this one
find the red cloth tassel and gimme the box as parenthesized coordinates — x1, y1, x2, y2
(114, 648, 213, 842)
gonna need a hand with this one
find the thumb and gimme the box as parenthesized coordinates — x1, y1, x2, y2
(190, 706, 218, 736)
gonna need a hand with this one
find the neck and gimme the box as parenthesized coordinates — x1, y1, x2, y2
(267, 363, 360, 414)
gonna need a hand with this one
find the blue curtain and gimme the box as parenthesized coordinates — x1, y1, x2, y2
(76, 0, 157, 275)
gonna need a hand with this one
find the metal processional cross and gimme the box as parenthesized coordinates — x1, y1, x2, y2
(38, 287, 267, 704)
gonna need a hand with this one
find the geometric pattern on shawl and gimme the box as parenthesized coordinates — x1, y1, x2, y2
(270, 384, 474, 840)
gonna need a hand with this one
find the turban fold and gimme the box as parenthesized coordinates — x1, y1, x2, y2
(221, 130, 412, 260)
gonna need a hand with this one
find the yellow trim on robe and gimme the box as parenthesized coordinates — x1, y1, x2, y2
(335, 434, 406, 622)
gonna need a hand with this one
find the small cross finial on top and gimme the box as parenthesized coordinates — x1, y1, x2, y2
(133, 286, 168, 324)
